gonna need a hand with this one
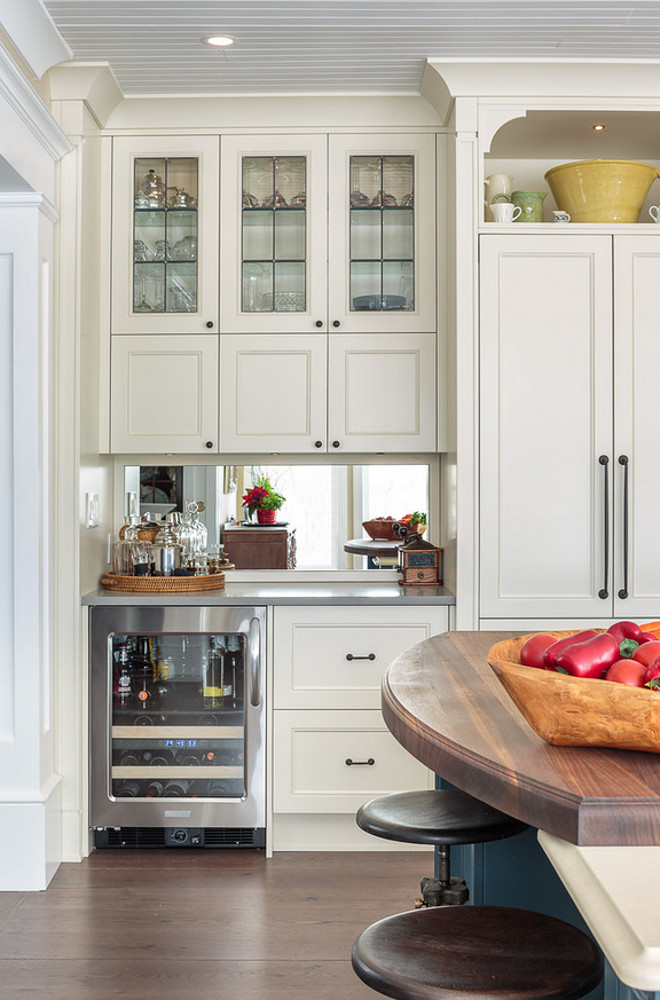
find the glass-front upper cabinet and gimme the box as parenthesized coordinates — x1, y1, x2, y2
(328, 134, 436, 333)
(220, 134, 327, 334)
(111, 137, 219, 335)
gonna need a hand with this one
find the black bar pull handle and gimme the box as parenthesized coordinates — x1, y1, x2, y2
(619, 455, 629, 600)
(345, 758, 375, 766)
(598, 455, 609, 599)
(346, 653, 376, 661)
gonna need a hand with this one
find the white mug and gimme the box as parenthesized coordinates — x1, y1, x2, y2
(490, 201, 522, 223)
(553, 210, 571, 223)
(485, 174, 513, 199)
(649, 205, 660, 223)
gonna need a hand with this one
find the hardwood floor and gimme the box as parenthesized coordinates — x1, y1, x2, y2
(0, 850, 429, 999)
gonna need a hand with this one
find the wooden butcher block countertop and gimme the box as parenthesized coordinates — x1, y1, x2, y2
(382, 630, 660, 846)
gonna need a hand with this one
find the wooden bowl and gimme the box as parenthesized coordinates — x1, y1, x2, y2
(488, 631, 660, 753)
(362, 519, 400, 541)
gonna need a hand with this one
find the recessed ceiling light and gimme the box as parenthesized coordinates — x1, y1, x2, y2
(592, 123, 606, 131)
(203, 34, 235, 47)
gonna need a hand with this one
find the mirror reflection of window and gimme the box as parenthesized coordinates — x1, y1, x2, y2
(125, 464, 430, 570)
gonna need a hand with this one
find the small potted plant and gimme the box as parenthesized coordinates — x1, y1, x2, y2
(242, 475, 286, 525)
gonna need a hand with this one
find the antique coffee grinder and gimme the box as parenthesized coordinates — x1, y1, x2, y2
(393, 522, 443, 586)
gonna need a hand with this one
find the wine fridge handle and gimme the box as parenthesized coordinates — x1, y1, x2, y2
(598, 455, 609, 600)
(619, 455, 629, 600)
(249, 617, 261, 707)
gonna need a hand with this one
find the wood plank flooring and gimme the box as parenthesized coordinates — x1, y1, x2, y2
(0, 850, 429, 999)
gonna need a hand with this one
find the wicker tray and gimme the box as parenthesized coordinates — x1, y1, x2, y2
(488, 631, 660, 754)
(101, 572, 225, 592)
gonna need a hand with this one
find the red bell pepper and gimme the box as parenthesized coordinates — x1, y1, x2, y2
(543, 630, 599, 670)
(607, 620, 644, 644)
(636, 632, 659, 645)
(554, 632, 620, 679)
(520, 634, 556, 670)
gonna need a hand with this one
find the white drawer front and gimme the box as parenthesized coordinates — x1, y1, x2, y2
(273, 605, 448, 709)
(273, 709, 432, 813)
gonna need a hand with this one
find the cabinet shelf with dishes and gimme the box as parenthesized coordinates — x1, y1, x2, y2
(479, 107, 660, 229)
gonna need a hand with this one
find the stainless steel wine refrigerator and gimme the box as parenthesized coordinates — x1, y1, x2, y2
(89, 605, 266, 848)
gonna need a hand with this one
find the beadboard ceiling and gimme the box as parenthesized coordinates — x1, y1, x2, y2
(41, 0, 660, 96)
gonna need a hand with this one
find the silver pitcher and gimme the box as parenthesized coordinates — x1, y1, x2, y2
(150, 521, 183, 576)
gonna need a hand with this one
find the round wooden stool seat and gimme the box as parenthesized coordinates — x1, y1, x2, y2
(356, 789, 528, 846)
(352, 905, 603, 1000)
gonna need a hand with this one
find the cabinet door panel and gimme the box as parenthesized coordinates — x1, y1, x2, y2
(273, 605, 448, 709)
(111, 336, 218, 453)
(614, 238, 660, 616)
(479, 236, 613, 618)
(111, 136, 219, 335)
(219, 334, 326, 452)
(219, 134, 327, 334)
(273, 710, 431, 813)
(328, 133, 436, 333)
(328, 333, 436, 452)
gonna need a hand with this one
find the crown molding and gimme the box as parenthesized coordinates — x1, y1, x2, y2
(46, 62, 123, 129)
(0, 43, 71, 160)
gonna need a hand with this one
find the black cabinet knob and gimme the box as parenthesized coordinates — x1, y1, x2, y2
(314, 440, 323, 448)
(315, 320, 323, 328)
(332, 440, 340, 449)
(205, 321, 214, 329)
(332, 320, 340, 328)
(205, 441, 214, 449)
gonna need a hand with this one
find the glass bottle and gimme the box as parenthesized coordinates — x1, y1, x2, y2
(131, 636, 154, 713)
(114, 644, 132, 708)
(203, 641, 225, 709)
(113, 518, 150, 576)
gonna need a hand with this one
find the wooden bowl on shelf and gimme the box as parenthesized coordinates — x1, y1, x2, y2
(488, 631, 660, 754)
(362, 519, 400, 541)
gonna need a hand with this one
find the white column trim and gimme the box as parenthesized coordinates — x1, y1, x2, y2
(0, 190, 58, 223)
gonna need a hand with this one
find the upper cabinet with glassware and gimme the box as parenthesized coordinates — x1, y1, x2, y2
(219, 133, 436, 334)
(111, 136, 220, 335)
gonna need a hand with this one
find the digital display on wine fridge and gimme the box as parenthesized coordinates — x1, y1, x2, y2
(90, 606, 266, 844)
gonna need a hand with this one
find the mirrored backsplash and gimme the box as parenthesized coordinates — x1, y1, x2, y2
(124, 463, 430, 570)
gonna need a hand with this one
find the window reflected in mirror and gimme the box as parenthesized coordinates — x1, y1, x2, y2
(124, 464, 429, 570)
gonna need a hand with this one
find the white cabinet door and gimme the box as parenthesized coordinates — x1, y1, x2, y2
(479, 235, 614, 619)
(614, 238, 660, 617)
(111, 136, 219, 335)
(219, 334, 327, 453)
(328, 133, 436, 333)
(111, 335, 219, 453)
(273, 709, 432, 814)
(273, 605, 448, 710)
(219, 134, 327, 335)
(328, 333, 436, 453)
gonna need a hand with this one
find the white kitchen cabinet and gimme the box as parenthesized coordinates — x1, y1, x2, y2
(479, 233, 660, 621)
(273, 710, 430, 814)
(111, 135, 220, 335)
(219, 132, 436, 336)
(219, 334, 327, 453)
(219, 134, 327, 335)
(219, 332, 436, 453)
(271, 605, 446, 847)
(328, 133, 437, 333)
(328, 333, 437, 452)
(110, 335, 219, 453)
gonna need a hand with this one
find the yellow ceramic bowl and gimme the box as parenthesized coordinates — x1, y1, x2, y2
(544, 159, 660, 223)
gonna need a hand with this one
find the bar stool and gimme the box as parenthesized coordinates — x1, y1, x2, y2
(352, 904, 603, 1000)
(356, 789, 528, 906)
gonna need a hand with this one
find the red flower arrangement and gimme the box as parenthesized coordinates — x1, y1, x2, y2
(241, 485, 270, 516)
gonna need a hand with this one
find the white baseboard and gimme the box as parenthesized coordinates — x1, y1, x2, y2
(272, 813, 434, 852)
(0, 778, 62, 890)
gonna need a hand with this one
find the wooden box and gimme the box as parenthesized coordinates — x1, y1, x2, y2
(221, 525, 289, 570)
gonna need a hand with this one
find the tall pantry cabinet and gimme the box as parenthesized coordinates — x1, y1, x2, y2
(479, 234, 660, 621)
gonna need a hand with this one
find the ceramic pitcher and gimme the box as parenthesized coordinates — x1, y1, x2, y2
(511, 190, 547, 223)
